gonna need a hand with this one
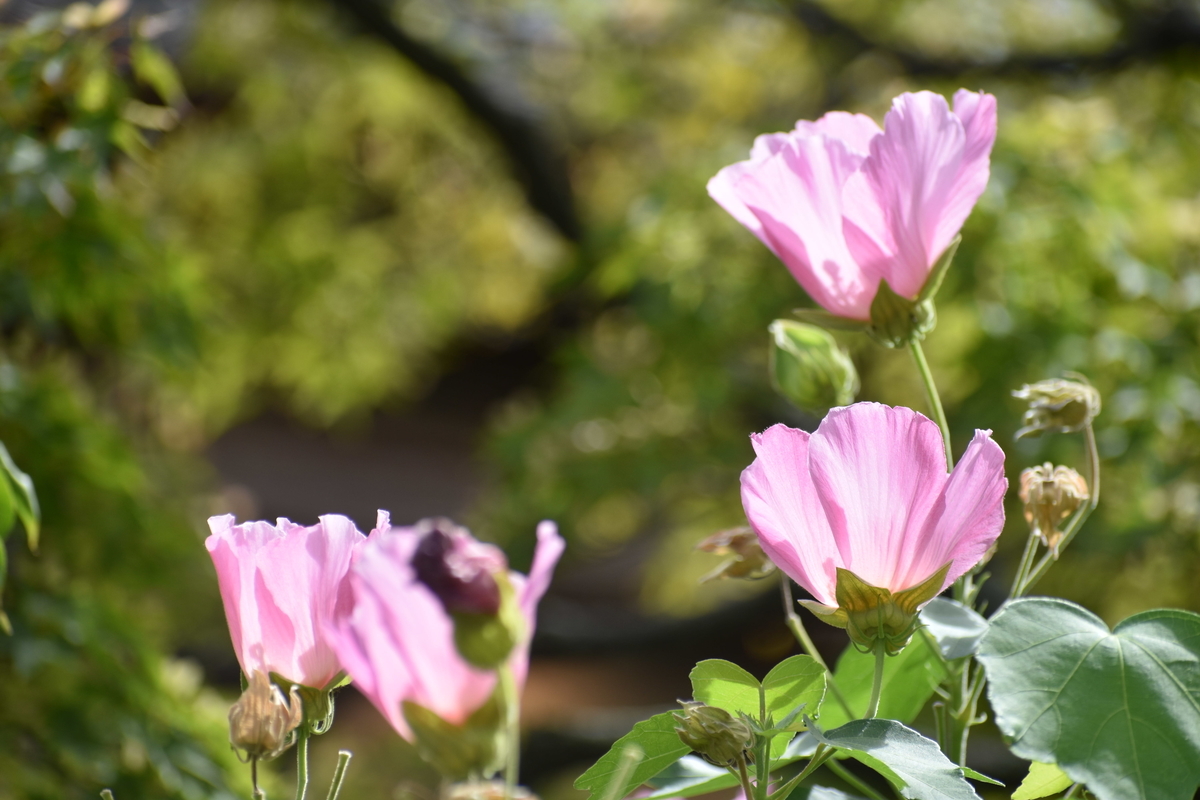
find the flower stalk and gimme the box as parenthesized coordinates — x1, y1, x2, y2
(780, 576, 854, 720)
(909, 340, 952, 472)
(294, 730, 309, 800)
(500, 663, 521, 800)
(325, 751, 352, 800)
(864, 640, 886, 719)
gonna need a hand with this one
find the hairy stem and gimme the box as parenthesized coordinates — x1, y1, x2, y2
(325, 750, 353, 800)
(781, 576, 855, 720)
(865, 640, 886, 719)
(736, 755, 756, 800)
(909, 340, 953, 471)
(295, 731, 310, 800)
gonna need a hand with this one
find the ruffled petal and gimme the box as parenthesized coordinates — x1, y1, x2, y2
(925, 90, 997, 260)
(741, 424, 841, 605)
(806, 404, 949, 593)
(903, 429, 1007, 591)
(737, 136, 873, 318)
(795, 111, 881, 156)
(707, 132, 796, 248)
(510, 521, 564, 686)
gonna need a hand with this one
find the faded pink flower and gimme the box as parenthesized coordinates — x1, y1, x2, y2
(708, 90, 997, 320)
(206, 514, 365, 691)
(741, 403, 1006, 606)
(326, 512, 564, 739)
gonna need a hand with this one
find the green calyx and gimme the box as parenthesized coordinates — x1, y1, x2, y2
(799, 565, 951, 655)
(268, 672, 341, 735)
(673, 701, 755, 767)
(403, 689, 506, 781)
(866, 237, 959, 348)
(452, 572, 526, 670)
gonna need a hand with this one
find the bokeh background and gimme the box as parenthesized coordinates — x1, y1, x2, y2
(1, 0, 1199, 797)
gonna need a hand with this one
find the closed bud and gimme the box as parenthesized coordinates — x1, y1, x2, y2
(1013, 378, 1101, 439)
(769, 320, 859, 412)
(412, 518, 508, 616)
(696, 526, 776, 582)
(674, 702, 755, 767)
(1019, 463, 1089, 557)
(229, 671, 303, 762)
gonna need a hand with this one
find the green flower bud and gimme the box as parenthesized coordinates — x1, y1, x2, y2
(451, 572, 526, 670)
(674, 701, 755, 767)
(769, 320, 859, 412)
(1013, 378, 1101, 439)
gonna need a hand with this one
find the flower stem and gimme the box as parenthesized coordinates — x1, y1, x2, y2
(500, 663, 521, 800)
(864, 640, 886, 719)
(295, 731, 310, 800)
(909, 340, 952, 471)
(824, 759, 886, 800)
(780, 576, 855, 720)
(325, 751, 352, 800)
(765, 745, 833, 800)
(252, 757, 264, 800)
(736, 755, 756, 800)
(1008, 531, 1041, 600)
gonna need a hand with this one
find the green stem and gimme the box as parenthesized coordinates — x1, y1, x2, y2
(909, 340, 952, 471)
(1009, 532, 1041, 600)
(781, 576, 855, 720)
(325, 750, 352, 800)
(500, 663, 521, 800)
(736, 756, 756, 800)
(765, 746, 833, 800)
(824, 759, 886, 800)
(252, 757, 264, 800)
(295, 730, 310, 800)
(864, 640, 886, 719)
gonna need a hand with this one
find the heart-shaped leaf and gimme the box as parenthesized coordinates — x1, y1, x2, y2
(920, 598, 988, 660)
(763, 655, 826, 729)
(574, 711, 692, 800)
(809, 719, 983, 800)
(977, 598, 1200, 800)
(690, 659, 761, 717)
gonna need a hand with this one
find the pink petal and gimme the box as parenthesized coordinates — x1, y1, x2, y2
(927, 90, 997, 261)
(707, 132, 796, 247)
(737, 136, 873, 319)
(741, 424, 841, 605)
(795, 111, 881, 156)
(806, 404, 949, 593)
(511, 521, 565, 686)
(846, 92, 967, 300)
(902, 429, 1007, 591)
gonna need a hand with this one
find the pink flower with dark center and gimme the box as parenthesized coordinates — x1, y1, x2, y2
(708, 90, 996, 320)
(206, 514, 365, 691)
(326, 512, 564, 739)
(741, 403, 1006, 608)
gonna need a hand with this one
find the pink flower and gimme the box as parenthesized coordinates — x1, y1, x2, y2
(741, 403, 1006, 607)
(708, 90, 996, 320)
(206, 514, 365, 690)
(326, 512, 564, 739)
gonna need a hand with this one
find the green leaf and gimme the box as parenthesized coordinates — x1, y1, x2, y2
(920, 598, 988, 660)
(131, 40, 186, 106)
(818, 634, 945, 729)
(763, 655, 827, 730)
(977, 598, 1200, 800)
(0, 441, 39, 551)
(810, 719, 982, 800)
(690, 659, 761, 718)
(1012, 762, 1073, 800)
(643, 755, 734, 799)
(575, 711, 693, 800)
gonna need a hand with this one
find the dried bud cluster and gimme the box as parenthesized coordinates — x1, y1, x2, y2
(1019, 463, 1089, 557)
(696, 526, 777, 582)
(412, 518, 509, 616)
(1013, 378, 1101, 439)
(228, 671, 303, 762)
(674, 702, 755, 767)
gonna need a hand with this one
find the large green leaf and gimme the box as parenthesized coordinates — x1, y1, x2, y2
(763, 655, 827, 729)
(690, 659, 762, 718)
(574, 711, 693, 800)
(810, 719, 983, 800)
(690, 656, 825, 731)
(920, 598, 988, 660)
(977, 598, 1200, 800)
(818, 635, 945, 729)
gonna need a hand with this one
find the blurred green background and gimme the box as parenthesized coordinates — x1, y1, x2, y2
(1, 0, 1199, 797)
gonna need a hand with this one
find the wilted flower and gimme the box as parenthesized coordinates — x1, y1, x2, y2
(675, 702, 755, 767)
(325, 512, 563, 745)
(206, 514, 364, 692)
(709, 90, 996, 342)
(741, 403, 1006, 652)
(228, 670, 304, 762)
(1019, 463, 1089, 557)
(1013, 378, 1101, 438)
(696, 526, 777, 582)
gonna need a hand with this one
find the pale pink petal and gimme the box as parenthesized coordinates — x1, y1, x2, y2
(741, 424, 841, 605)
(847, 92, 966, 300)
(901, 429, 1007, 591)
(795, 111, 881, 156)
(750, 131, 796, 161)
(511, 521, 565, 686)
(205, 515, 248, 675)
(707, 133, 796, 247)
(806, 404, 949, 592)
(737, 137, 873, 318)
(926, 90, 997, 260)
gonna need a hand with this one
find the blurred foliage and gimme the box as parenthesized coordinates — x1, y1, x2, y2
(3, 0, 1200, 796)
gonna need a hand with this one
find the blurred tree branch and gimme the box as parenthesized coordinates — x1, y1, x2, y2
(329, 0, 581, 241)
(789, 0, 1200, 76)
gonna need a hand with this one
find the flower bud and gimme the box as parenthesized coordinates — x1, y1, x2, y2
(696, 526, 776, 582)
(228, 671, 303, 762)
(1013, 378, 1101, 439)
(1019, 463, 1089, 557)
(768, 320, 859, 412)
(674, 702, 755, 767)
(412, 518, 508, 615)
